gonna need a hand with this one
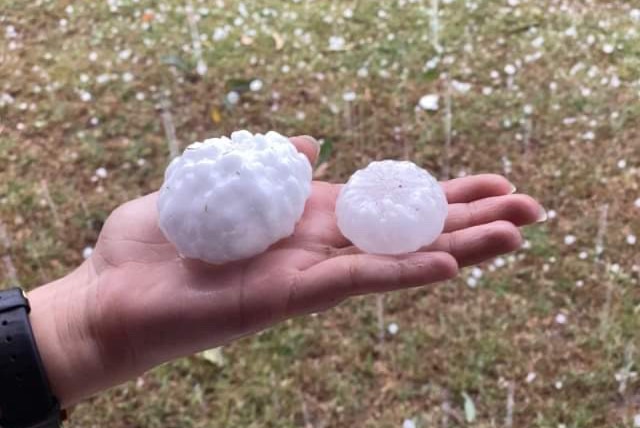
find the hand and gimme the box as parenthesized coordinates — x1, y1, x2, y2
(28, 136, 545, 407)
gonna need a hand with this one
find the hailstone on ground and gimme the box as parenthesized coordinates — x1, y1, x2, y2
(157, 130, 312, 264)
(336, 160, 448, 255)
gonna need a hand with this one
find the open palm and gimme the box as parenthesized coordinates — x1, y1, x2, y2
(87, 136, 544, 389)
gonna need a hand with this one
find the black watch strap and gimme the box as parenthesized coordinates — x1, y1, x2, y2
(0, 288, 62, 428)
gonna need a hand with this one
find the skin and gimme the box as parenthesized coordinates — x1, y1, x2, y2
(27, 136, 545, 409)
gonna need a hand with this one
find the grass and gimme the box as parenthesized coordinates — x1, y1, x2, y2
(2, 0, 640, 426)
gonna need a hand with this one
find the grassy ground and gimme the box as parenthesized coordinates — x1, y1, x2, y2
(2, 0, 640, 426)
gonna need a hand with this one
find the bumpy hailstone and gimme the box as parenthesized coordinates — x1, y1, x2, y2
(336, 160, 448, 255)
(157, 130, 312, 264)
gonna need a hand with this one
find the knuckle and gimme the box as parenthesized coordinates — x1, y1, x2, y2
(347, 258, 361, 292)
(489, 221, 521, 250)
(284, 271, 302, 316)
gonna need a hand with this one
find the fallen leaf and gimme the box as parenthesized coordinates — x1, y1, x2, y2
(198, 347, 224, 366)
(210, 107, 222, 124)
(272, 32, 284, 50)
(462, 392, 477, 423)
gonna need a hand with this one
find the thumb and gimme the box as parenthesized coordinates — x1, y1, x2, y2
(289, 135, 320, 166)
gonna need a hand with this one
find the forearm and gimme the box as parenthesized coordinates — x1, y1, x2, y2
(28, 261, 109, 408)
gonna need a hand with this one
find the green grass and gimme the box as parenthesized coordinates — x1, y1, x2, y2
(2, 0, 640, 426)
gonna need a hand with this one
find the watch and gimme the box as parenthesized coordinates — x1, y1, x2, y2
(0, 287, 63, 428)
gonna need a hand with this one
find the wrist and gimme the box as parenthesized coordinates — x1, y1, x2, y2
(28, 261, 108, 408)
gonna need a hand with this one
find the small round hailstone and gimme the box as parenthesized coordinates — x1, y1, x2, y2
(525, 372, 537, 383)
(387, 322, 399, 335)
(603, 43, 615, 54)
(157, 131, 312, 264)
(82, 246, 94, 259)
(328, 35, 345, 51)
(451, 80, 472, 93)
(196, 61, 207, 76)
(95, 167, 108, 178)
(402, 419, 416, 428)
(342, 91, 356, 102)
(471, 267, 483, 278)
(418, 94, 439, 111)
(226, 91, 239, 105)
(504, 64, 517, 75)
(336, 160, 448, 255)
(555, 313, 567, 325)
(249, 79, 263, 92)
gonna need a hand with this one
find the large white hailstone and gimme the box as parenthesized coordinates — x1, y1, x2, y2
(336, 160, 448, 255)
(157, 130, 312, 264)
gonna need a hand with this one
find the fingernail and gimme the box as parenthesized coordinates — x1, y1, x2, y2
(537, 207, 548, 222)
(510, 184, 517, 194)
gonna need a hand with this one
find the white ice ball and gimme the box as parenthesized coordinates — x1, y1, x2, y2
(336, 160, 448, 255)
(157, 130, 312, 264)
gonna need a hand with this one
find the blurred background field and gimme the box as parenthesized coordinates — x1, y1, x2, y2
(1, 0, 640, 426)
